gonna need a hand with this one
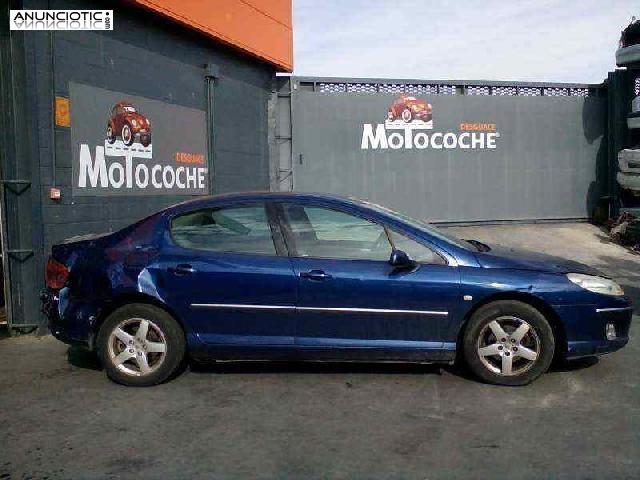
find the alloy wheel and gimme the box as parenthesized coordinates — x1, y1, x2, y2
(476, 315, 540, 376)
(122, 124, 132, 144)
(107, 317, 167, 376)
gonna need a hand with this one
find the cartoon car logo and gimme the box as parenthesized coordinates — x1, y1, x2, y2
(106, 102, 152, 147)
(387, 95, 433, 123)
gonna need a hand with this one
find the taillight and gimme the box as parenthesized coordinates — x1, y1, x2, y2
(46, 257, 69, 289)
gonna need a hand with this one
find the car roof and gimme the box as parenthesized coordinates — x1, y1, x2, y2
(165, 191, 359, 213)
(162, 191, 388, 219)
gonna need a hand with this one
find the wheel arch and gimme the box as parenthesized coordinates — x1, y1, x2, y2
(89, 292, 187, 350)
(456, 291, 567, 362)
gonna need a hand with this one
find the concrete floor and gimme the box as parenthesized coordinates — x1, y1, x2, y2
(1, 223, 639, 479)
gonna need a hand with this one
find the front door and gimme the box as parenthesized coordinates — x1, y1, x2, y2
(277, 203, 460, 359)
(155, 202, 297, 349)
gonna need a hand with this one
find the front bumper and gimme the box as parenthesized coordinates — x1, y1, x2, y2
(558, 305, 633, 359)
(567, 338, 628, 358)
(136, 132, 151, 143)
(414, 111, 433, 122)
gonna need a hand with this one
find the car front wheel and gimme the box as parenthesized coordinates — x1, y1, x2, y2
(97, 304, 185, 386)
(401, 108, 412, 123)
(462, 300, 555, 386)
(121, 123, 134, 146)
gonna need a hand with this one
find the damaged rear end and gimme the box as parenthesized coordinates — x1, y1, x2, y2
(42, 213, 164, 348)
(42, 232, 116, 345)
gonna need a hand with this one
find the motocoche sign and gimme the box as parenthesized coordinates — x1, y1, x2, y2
(70, 82, 209, 197)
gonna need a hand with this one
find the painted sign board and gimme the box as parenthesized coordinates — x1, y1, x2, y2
(290, 89, 605, 222)
(70, 82, 209, 196)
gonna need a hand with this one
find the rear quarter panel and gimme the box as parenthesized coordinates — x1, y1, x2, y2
(53, 213, 167, 342)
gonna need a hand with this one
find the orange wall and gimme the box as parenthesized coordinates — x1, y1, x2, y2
(130, 0, 293, 72)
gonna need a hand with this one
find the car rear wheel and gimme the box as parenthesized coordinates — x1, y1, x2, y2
(97, 304, 185, 386)
(106, 124, 116, 144)
(462, 300, 555, 386)
(121, 123, 134, 146)
(401, 108, 413, 123)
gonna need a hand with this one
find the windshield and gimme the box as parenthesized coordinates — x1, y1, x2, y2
(352, 198, 475, 251)
(123, 106, 136, 113)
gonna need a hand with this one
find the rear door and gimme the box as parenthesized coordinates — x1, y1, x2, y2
(154, 202, 297, 349)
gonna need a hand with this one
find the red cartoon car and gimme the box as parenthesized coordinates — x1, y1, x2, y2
(387, 95, 433, 123)
(106, 102, 152, 147)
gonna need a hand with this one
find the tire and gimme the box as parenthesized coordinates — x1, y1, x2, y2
(97, 303, 185, 387)
(106, 124, 116, 144)
(121, 123, 134, 146)
(462, 300, 555, 386)
(401, 108, 413, 123)
(140, 135, 151, 147)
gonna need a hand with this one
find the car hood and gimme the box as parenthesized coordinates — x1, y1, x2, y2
(473, 244, 603, 276)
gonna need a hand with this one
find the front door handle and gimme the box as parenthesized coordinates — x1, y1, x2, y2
(299, 269, 332, 281)
(169, 264, 197, 275)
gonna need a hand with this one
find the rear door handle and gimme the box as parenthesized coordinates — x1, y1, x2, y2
(299, 269, 332, 281)
(169, 264, 197, 275)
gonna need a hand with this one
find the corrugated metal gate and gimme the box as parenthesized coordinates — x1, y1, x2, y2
(276, 77, 607, 223)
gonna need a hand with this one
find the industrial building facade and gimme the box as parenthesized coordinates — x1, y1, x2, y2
(1, 0, 292, 331)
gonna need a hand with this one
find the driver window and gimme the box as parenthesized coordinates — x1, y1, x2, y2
(282, 205, 391, 261)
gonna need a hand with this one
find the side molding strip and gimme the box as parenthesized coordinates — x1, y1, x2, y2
(296, 306, 448, 316)
(191, 303, 295, 311)
(191, 303, 448, 316)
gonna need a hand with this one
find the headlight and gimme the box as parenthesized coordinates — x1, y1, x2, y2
(567, 273, 624, 296)
(131, 119, 138, 127)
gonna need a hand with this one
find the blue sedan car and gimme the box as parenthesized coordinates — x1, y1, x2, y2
(42, 192, 632, 386)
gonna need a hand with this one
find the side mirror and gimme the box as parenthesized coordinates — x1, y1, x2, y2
(389, 249, 415, 269)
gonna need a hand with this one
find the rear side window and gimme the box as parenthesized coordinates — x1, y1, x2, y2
(170, 205, 276, 255)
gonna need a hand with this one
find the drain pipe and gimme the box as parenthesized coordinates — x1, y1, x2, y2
(205, 64, 219, 194)
(49, 0, 56, 188)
